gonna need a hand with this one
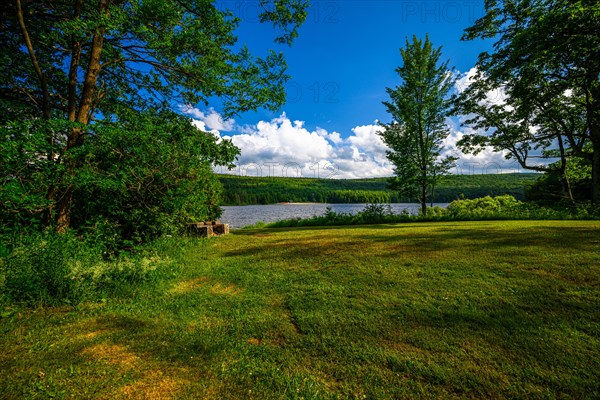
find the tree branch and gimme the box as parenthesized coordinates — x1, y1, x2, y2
(16, 0, 50, 120)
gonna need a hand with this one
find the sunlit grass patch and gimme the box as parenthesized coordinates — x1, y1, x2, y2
(168, 276, 209, 295)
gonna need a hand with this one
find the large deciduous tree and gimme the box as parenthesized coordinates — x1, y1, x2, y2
(0, 0, 308, 233)
(379, 35, 457, 214)
(459, 0, 600, 203)
(454, 68, 588, 202)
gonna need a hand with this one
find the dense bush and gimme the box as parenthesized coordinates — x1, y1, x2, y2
(268, 204, 412, 228)
(0, 110, 239, 307)
(526, 157, 592, 203)
(447, 195, 597, 220)
(70, 109, 237, 243)
(0, 232, 195, 307)
(0, 119, 66, 233)
(446, 195, 522, 219)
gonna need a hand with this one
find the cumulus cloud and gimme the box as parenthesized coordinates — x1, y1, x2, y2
(207, 112, 394, 179)
(181, 106, 235, 138)
(190, 119, 220, 138)
(448, 68, 522, 173)
(347, 125, 388, 163)
(186, 104, 521, 178)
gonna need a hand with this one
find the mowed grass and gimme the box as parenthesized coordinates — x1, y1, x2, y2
(1, 220, 599, 399)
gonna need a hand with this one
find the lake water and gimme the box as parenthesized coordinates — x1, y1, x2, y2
(221, 203, 449, 229)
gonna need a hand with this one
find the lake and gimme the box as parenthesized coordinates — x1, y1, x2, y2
(221, 203, 449, 228)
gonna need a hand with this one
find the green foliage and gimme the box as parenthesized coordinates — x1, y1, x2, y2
(268, 204, 412, 228)
(446, 195, 523, 219)
(1, 109, 237, 244)
(0, 0, 308, 118)
(1, 232, 99, 306)
(380, 35, 457, 212)
(359, 203, 395, 222)
(0, 231, 195, 307)
(446, 195, 595, 220)
(0, 119, 67, 232)
(527, 156, 593, 202)
(240, 221, 267, 229)
(264, 196, 598, 228)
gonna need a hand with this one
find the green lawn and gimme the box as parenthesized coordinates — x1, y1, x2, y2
(1, 221, 599, 399)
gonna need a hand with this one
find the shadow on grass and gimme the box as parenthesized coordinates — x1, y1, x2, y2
(227, 224, 600, 262)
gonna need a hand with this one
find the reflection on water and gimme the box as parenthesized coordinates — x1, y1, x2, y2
(221, 203, 448, 229)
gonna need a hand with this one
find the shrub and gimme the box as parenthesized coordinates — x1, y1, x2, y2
(1, 233, 98, 306)
(0, 231, 194, 307)
(241, 221, 267, 229)
(262, 197, 599, 229)
(357, 203, 394, 223)
(446, 195, 522, 219)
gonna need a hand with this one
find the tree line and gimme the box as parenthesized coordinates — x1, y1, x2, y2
(218, 174, 539, 205)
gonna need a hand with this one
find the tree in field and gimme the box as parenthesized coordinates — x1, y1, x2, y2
(379, 35, 457, 214)
(459, 0, 600, 204)
(0, 0, 307, 234)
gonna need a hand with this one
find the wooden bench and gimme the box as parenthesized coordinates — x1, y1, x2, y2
(187, 221, 230, 238)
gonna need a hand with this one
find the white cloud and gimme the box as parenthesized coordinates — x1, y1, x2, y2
(181, 106, 235, 134)
(347, 125, 388, 164)
(210, 113, 395, 179)
(328, 131, 343, 144)
(189, 106, 522, 179)
(221, 112, 335, 176)
(190, 119, 220, 138)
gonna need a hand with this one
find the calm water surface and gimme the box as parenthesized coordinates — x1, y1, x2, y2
(221, 203, 448, 229)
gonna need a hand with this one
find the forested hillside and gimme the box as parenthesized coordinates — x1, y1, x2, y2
(218, 174, 539, 205)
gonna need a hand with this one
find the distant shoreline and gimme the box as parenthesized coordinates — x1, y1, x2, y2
(218, 173, 538, 205)
(277, 202, 322, 205)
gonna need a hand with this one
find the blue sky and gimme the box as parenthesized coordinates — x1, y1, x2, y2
(186, 1, 520, 178)
(234, 0, 491, 132)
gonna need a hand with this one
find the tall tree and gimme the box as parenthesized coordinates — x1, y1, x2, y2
(460, 0, 600, 203)
(379, 35, 457, 214)
(0, 0, 308, 232)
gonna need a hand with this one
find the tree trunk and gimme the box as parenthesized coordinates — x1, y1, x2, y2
(55, 185, 74, 233)
(55, 0, 108, 233)
(592, 129, 600, 205)
(556, 134, 574, 203)
(421, 183, 427, 215)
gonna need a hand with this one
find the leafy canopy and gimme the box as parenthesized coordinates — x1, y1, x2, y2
(459, 0, 600, 202)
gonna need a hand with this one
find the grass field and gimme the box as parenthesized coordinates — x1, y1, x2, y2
(1, 221, 599, 399)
